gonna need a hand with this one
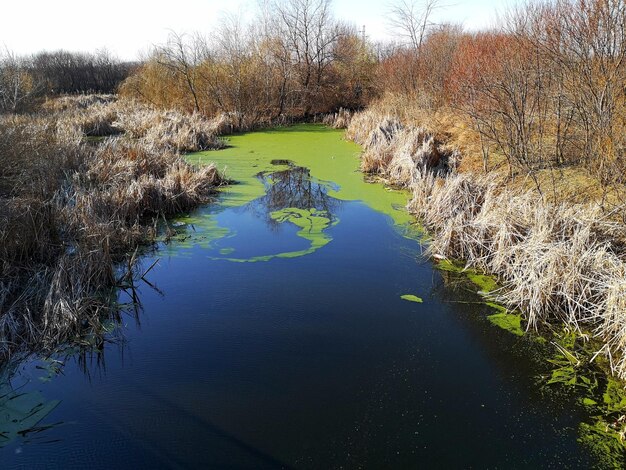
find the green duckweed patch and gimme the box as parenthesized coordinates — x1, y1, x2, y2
(579, 421, 626, 469)
(433, 253, 626, 467)
(467, 273, 499, 294)
(538, 328, 626, 465)
(434, 259, 464, 273)
(435, 259, 500, 294)
(210, 207, 336, 263)
(401, 294, 423, 303)
(487, 312, 524, 337)
(171, 124, 421, 261)
(435, 259, 516, 335)
(190, 124, 415, 229)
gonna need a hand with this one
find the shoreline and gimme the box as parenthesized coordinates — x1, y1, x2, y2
(340, 108, 626, 457)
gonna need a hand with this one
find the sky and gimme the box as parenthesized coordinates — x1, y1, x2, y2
(1, 0, 512, 60)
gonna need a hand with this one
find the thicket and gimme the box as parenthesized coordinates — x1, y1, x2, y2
(375, 0, 626, 208)
(120, 0, 377, 128)
(0, 49, 134, 112)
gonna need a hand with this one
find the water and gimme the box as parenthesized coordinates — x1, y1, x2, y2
(0, 125, 607, 468)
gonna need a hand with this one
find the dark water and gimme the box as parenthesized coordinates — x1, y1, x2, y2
(0, 128, 604, 468)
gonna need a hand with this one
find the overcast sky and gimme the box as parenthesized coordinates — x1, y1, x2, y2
(1, 0, 511, 60)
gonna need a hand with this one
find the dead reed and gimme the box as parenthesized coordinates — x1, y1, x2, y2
(46, 94, 225, 151)
(0, 100, 225, 361)
(322, 108, 353, 129)
(347, 109, 459, 185)
(347, 108, 626, 380)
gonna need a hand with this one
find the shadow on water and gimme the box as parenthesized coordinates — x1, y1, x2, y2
(0, 262, 153, 451)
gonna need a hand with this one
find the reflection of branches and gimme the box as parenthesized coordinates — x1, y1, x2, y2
(0, 255, 164, 384)
(247, 164, 340, 228)
(0, 256, 164, 447)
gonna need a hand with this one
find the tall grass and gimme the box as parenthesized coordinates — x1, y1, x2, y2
(0, 98, 224, 360)
(347, 108, 626, 380)
(45, 94, 226, 151)
(347, 109, 459, 186)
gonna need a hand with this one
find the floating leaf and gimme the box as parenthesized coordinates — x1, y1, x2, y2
(0, 387, 60, 447)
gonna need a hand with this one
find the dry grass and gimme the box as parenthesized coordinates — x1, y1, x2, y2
(45, 94, 225, 151)
(348, 107, 626, 380)
(347, 108, 459, 186)
(322, 108, 353, 129)
(0, 102, 225, 360)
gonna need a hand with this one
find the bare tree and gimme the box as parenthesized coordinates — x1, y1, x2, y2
(273, 0, 340, 114)
(0, 50, 39, 113)
(210, 14, 270, 126)
(155, 32, 204, 112)
(387, 0, 441, 52)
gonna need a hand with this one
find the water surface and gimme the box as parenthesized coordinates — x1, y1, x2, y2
(0, 125, 607, 468)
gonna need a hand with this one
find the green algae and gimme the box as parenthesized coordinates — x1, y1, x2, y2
(210, 207, 336, 263)
(435, 259, 518, 336)
(578, 378, 626, 467)
(485, 301, 507, 315)
(163, 211, 235, 253)
(435, 260, 626, 465)
(433, 259, 463, 273)
(603, 377, 626, 413)
(467, 273, 499, 294)
(579, 421, 626, 469)
(401, 294, 423, 303)
(270, 207, 333, 251)
(487, 312, 524, 337)
(435, 259, 499, 294)
(190, 124, 415, 229)
(170, 124, 421, 261)
(538, 329, 626, 465)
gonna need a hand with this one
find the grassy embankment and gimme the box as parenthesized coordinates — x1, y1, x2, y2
(0, 95, 225, 361)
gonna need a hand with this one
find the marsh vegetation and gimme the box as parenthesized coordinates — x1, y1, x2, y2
(2, 0, 626, 466)
(0, 96, 224, 360)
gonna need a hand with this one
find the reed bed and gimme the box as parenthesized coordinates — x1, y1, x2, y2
(347, 110, 459, 185)
(347, 108, 626, 380)
(47, 94, 225, 151)
(0, 103, 224, 360)
(322, 108, 353, 129)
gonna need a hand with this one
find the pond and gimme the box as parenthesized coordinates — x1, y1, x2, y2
(0, 125, 615, 468)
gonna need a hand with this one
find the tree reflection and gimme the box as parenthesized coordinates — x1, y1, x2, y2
(248, 164, 340, 227)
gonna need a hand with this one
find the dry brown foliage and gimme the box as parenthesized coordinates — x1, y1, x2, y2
(0, 98, 224, 360)
(349, 109, 626, 379)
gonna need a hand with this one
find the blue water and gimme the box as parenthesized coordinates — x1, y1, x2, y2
(0, 155, 603, 468)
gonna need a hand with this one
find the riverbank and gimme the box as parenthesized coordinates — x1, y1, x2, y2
(0, 96, 225, 361)
(335, 104, 626, 457)
(342, 105, 626, 376)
